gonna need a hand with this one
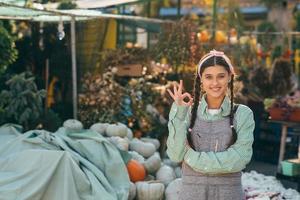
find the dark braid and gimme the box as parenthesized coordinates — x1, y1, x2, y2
(187, 74, 201, 150)
(228, 74, 237, 147)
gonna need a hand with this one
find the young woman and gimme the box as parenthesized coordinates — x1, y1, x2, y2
(167, 50, 255, 200)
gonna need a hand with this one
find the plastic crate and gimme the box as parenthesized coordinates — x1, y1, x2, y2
(281, 159, 300, 176)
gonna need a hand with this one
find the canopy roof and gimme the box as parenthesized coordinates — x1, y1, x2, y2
(0, 2, 168, 32)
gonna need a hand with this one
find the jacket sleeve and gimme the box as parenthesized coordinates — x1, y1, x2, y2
(183, 105, 255, 174)
(166, 103, 190, 163)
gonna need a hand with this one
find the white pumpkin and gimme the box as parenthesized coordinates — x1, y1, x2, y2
(165, 178, 182, 200)
(63, 119, 83, 131)
(136, 181, 165, 200)
(141, 137, 160, 150)
(128, 182, 136, 200)
(163, 158, 180, 168)
(174, 166, 182, 178)
(143, 152, 161, 174)
(106, 123, 128, 137)
(90, 123, 109, 135)
(126, 128, 133, 140)
(156, 165, 176, 186)
(128, 151, 145, 163)
(129, 138, 156, 158)
(144, 175, 155, 181)
(108, 136, 129, 151)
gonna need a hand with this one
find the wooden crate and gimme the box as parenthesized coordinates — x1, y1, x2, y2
(116, 64, 143, 77)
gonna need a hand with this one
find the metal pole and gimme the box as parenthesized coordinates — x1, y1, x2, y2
(45, 59, 49, 113)
(212, 0, 217, 44)
(177, 0, 181, 20)
(71, 16, 77, 119)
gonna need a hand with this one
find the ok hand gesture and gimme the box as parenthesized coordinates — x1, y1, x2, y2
(167, 80, 193, 106)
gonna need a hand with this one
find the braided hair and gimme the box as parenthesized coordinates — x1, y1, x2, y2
(187, 56, 237, 150)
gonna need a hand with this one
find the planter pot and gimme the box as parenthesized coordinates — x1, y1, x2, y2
(268, 108, 300, 122)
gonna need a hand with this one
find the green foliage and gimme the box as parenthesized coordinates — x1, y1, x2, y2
(57, 1, 77, 9)
(257, 21, 277, 49)
(0, 22, 18, 75)
(152, 20, 201, 72)
(0, 73, 46, 130)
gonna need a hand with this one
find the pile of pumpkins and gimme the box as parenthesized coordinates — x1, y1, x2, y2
(64, 119, 182, 200)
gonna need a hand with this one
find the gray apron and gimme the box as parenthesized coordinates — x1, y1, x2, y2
(179, 117, 244, 200)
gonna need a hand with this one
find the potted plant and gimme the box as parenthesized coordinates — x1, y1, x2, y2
(263, 58, 299, 122)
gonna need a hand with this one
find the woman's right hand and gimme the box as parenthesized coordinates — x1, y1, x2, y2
(167, 80, 193, 106)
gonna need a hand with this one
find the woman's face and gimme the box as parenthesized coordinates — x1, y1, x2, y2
(201, 65, 230, 99)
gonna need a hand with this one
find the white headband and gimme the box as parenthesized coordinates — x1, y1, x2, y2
(197, 50, 235, 76)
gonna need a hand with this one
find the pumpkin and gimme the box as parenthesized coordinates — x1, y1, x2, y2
(163, 159, 180, 168)
(136, 181, 165, 200)
(89, 123, 109, 135)
(143, 152, 161, 174)
(128, 182, 136, 200)
(156, 165, 176, 186)
(63, 119, 83, 131)
(174, 166, 182, 178)
(165, 178, 182, 200)
(106, 123, 128, 137)
(126, 128, 133, 140)
(129, 151, 145, 163)
(108, 136, 129, 151)
(141, 137, 160, 150)
(130, 138, 156, 158)
(126, 159, 146, 183)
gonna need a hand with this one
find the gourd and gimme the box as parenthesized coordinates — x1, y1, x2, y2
(136, 181, 165, 200)
(129, 138, 156, 158)
(106, 123, 128, 137)
(126, 159, 146, 182)
(156, 165, 176, 186)
(143, 152, 161, 174)
(165, 178, 182, 200)
(128, 182, 136, 200)
(90, 123, 109, 135)
(140, 137, 160, 150)
(174, 166, 182, 178)
(108, 136, 129, 151)
(126, 128, 133, 140)
(63, 119, 83, 131)
(128, 151, 145, 163)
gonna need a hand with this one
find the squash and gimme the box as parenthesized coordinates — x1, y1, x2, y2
(136, 181, 165, 200)
(165, 178, 182, 200)
(141, 137, 160, 150)
(126, 159, 146, 183)
(163, 158, 180, 168)
(126, 128, 133, 140)
(174, 166, 182, 178)
(156, 165, 176, 186)
(143, 152, 161, 174)
(108, 136, 129, 151)
(128, 182, 136, 200)
(63, 119, 83, 131)
(130, 138, 156, 158)
(128, 151, 145, 163)
(106, 123, 128, 137)
(90, 123, 109, 135)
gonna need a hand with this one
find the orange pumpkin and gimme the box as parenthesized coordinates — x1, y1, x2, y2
(126, 159, 146, 182)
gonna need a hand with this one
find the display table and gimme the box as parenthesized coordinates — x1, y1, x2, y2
(269, 120, 300, 191)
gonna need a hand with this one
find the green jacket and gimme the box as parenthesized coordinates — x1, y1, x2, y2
(166, 95, 255, 174)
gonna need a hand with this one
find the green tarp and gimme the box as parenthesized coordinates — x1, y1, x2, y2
(0, 124, 130, 200)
